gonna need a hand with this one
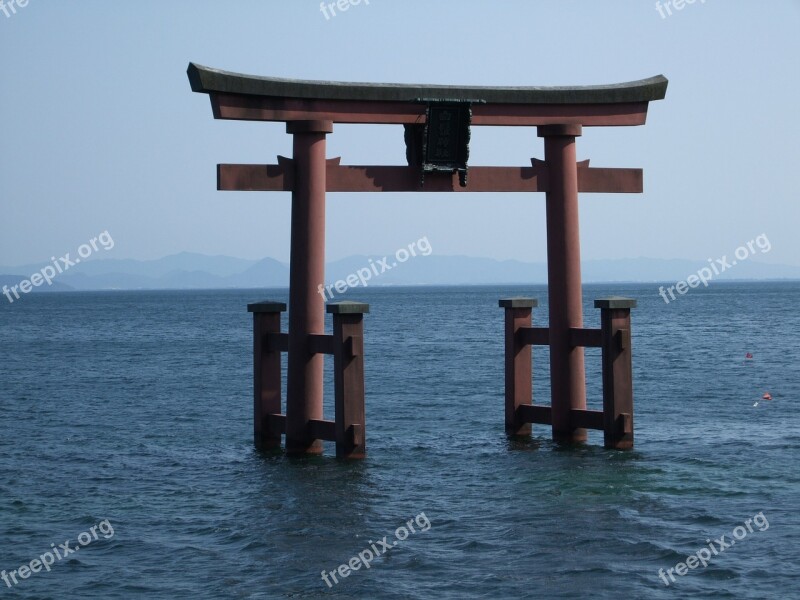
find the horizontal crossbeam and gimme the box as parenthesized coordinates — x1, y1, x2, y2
(263, 333, 362, 356)
(189, 64, 666, 126)
(309, 419, 337, 442)
(218, 160, 642, 194)
(571, 409, 605, 430)
(189, 64, 668, 106)
(569, 328, 602, 348)
(518, 327, 550, 346)
(517, 404, 552, 425)
(209, 93, 653, 126)
(264, 332, 288, 352)
(308, 334, 335, 355)
(265, 414, 348, 443)
(515, 405, 629, 433)
(515, 327, 606, 348)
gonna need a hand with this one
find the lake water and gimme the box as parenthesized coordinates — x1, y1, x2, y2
(1, 283, 798, 598)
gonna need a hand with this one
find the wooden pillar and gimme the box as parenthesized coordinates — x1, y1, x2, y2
(248, 301, 286, 450)
(499, 298, 537, 436)
(285, 120, 333, 455)
(596, 297, 636, 450)
(329, 302, 369, 459)
(539, 124, 587, 443)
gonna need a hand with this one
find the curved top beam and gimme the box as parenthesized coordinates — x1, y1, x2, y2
(188, 63, 667, 105)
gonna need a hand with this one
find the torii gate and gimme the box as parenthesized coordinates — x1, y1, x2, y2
(188, 63, 667, 458)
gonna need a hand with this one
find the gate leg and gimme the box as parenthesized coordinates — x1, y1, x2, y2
(248, 301, 286, 450)
(329, 302, 369, 459)
(285, 120, 333, 455)
(539, 124, 588, 444)
(499, 298, 537, 436)
(597, 297, 636, 450)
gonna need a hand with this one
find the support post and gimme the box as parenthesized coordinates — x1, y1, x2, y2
(499, 298, 537, 436)
(248, 301, 287, 450)
(596, 297, 636, 450)
(286, 120, 333, 455)
(329, 302, 369, 459)
(538, 124, 587, 443)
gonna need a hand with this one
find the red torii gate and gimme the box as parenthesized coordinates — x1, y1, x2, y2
(188, 63, 667, 457)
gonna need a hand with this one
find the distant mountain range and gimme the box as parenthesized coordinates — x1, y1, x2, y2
(1, 252, 799, 293)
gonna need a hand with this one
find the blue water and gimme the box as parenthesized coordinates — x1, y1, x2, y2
(1, 283, 798, 598)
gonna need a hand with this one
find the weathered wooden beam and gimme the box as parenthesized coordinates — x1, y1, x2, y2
(579, 166, 643, 193)
(571, 408, 605, 431)
(517, 404, 553, 425)
(569, 328, 602, 348)
(189, 64, 667, 108)
(218, 163, 642, 193)
(308, 334, 335, 355)
(264, 332, 289, 352)
(206, 92, 654, 127)
(518, 327, 550, 346)
(309, 419, 337, 442)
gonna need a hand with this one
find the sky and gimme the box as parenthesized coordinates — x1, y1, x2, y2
(1, 0, 798, 268)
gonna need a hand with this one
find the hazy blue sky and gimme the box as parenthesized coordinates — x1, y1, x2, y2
(1, 1, 798, 267)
